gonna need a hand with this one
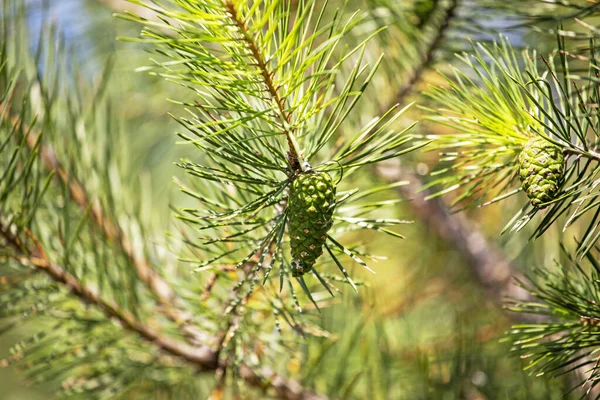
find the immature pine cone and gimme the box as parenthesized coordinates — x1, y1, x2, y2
(288, 171, 336, 277)
(518, 137, 564, 209)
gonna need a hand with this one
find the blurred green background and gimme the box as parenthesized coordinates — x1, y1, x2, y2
(0, 0, 585, 398)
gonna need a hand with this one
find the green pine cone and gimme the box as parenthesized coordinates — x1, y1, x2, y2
(518, 137, 564, 209)
(288, 170, 336, 277)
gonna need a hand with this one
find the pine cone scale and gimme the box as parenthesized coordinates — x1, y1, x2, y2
(518, 137, 564, 209)
(288, 171, 336, 277)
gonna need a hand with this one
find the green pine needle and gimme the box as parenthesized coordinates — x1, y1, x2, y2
(122, 0, 417, 297)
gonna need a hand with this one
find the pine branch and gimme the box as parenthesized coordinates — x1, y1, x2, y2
(0, 110, 200, 331)
(1, 218, 328, 399)
(366, 0, 526, 313)
(385, 0, 459, 111)
(1, 202, 323, 399)
(0, 218, 218, 368)
(2, 110, 328, 399)
(0, 7, 332, 395)
(119, 0, 416, 293)
(418, 35, 600, 253)
(223, 0, 304, 169)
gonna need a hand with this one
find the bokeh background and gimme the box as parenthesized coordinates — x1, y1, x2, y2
(0, 0, 591, 398)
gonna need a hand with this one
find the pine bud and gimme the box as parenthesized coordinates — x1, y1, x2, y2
(288, 171, 336, 277)
(518, 137, 564, 209)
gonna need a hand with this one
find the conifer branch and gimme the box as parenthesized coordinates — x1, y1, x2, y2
(3, 107, 328, 398)
(0, 220, 219, 369)
(223, 0, 304, 170)
(1, 211, 328, 399)
(370, 0, 524, 310)
(386, 0, 459, 109)
(1, 111, 197, 330)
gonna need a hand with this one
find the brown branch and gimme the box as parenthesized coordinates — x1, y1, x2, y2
(385, 0, 459, 112)
(0, 223, 218, 369)
(1, 222, 328, 400)
(376, 166, 518, 304)
(372, 0, 532, 317)
(223, 0, 304, 169)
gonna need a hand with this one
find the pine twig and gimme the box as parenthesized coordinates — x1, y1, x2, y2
(371, 0, 531, 317)
(0, 218, 329, 400)
(563, 146, 600, 163)
(0, 220, 218, 368)
(385, 0, 459, 111)
(223, 0, 305, 171)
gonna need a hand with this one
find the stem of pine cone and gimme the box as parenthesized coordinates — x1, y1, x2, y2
(563, 146, 600, 162)
(224, 0, 306, 172)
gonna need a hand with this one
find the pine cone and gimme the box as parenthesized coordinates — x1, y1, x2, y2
(288, 171, 336, 277)
(518, 137, 564, 209)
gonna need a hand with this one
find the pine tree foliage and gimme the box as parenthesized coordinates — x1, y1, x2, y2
(6, 0, 600, 398)
(416, 0, 600, 392)
(0, 0, 423, 398)
(421, 33, 600, 253)
(119, 0, 419, 300)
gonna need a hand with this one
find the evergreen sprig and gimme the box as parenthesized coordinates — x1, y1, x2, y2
(119, 0, 420, 301)
(421, 34, 600, 253)
(505, 247, 600, 393)
(421, 37, 546, 207)
(0, 3, 329, 398)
